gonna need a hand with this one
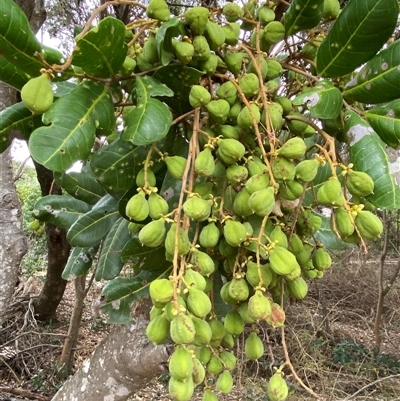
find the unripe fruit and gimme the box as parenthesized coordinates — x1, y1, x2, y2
(248, 187, 276, 217)
(207, 99, 230, 124)
(192, 317, 212, 345)
(192, 357, 206, 385)
(288, 233, 304, 255)
(239, 73, 259, 97)
(228, 278, 250, 302)
(184, 269, 206, 291)
(149, 278, 174, 307)
(202, 389, 218, 401)
(207, 354, 223, 375)
(165, 223, 191, 256)
(246, 261, 273, 287)
(269, 246, 300, 276)
(331, 207, 354, 237)
(21, 72, 54, 115)
(257, 6, 275, 25)
(195, 147, 215, 177)
(189, 85, 212, 108)
(223, 3, 244, 22)
(164, 156, 187, 180)
(164, 297, 186, 321)
(146, 314, 170, 344)
(216, 370, 234, 394)
(245, 173, 270, 194)
(220, 350, 237, 371)
(138, 218, 166, 247)
(346, 170, 374, 197)
(216, 81, 238, 105)
(119, 56, 136, 77)
(286, 111, 308, 135)
(199, 54, 219, 76)
(271, 157, 296, 181)
(322, 0, 341, 19)
(275, 96, 294, 115)
(233, 188, 253, 217)
(184, 7, 209, 35)
(192, 250, 216, 276)
(262, 102, 284, 132)
(355, 210, 383, 239)
(136, 168, 156, 188)
(224, 51, 244, 74)
(316, 178, 344, 206)
(198, 346, 212, 364)
(265, 59, 283, 80)
(287, 276, 308, 300)
(168, 376, 194, 401)
(226, 164, 248, 184)
(238, 301, 256, 324)
(217, 138, 246, 165)
(245, 331, 264, 360)
(175, 41, 195, 65)
(209, 318, 226, 347)
(269, 225, 288, 248)
(279, 179, 304, 200)
(199, 222, 220, 248)
(125, 191, 149, 221)
(223, 220, 248, 247)
(222, 22, 241, 45)
(170, 314, 196, 344)
(183, 196, 212, 222)
(295, 159, 320, 183)
(312, 248, 332, 271)
(267, 373, 288, 401)
(237, 103, 261, 130)
(148, 192, 169, 219)
(248, 289, 272, 321)
(169, 346, 194, 380)
(187, 288, 212, 318)
(146, 0, 170, 21)
(277, 137, 307, 159)
(224, 310, 245, 335)
(204, 20, 226, 50)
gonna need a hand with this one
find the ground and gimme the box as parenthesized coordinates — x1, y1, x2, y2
(1, 249, 399, 401)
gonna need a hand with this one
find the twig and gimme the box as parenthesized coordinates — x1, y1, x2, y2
(13, 155, 32, 182)
(0, 386, 51, 401)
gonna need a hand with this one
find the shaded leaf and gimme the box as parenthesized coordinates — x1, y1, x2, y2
(72, 17, 127, 78)
(316, 0, 399, 77)
(213, 272, 233, 318)
(96, 218, 131, 280)
(364, 100, 400, 148)
(62, 246, 97, 279)
(0, 57, 30, 91)
(292, 81, 342, 119)
(343, 40, 400, 104)
(67, 195, 120, 247)
(136, 76, 174, 98)
(29, 81, 115, 172)
(345, 110, 400, 209)
(34, 195, 91, 229)
(284, 0, 324, 37)
(156, 17, 186, 66)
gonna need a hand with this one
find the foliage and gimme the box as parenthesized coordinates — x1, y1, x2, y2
(1, 0, 400, 399)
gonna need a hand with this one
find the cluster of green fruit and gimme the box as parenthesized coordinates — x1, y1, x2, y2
(28, 219, 45, 236)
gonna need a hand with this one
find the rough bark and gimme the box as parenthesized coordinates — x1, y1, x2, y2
(51, 317, 170, 401)
(32, 161, 70, 320)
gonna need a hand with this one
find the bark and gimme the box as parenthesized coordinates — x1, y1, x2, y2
(51, 317, 170, 401)
(32, 161, 71, 320)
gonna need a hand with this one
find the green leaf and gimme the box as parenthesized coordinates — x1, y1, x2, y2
(0, 57, 30, 91)
(314, 214, 354, 250)
(54, 167, 108, 205)
(101, 268, 171, 324)
(29, 81, 115, 172)
(34, 195, 91, 229)
(123, 77, 173, 146)
(121, 238, 167, 270)
(137, 76, 174, 98)
(96, 218, 131, 280)
(72, 17, 127, 78)
(52, 81, 78, 97)
(153, 64, 204, 115)
(67, 195, 120, 247)
(284, 0, 324, 37)
(345, 110, 400, 209)
(156, 17, 186, 66)
(316, 0, 399, 78)
(0, 0, 43, 76)
(292, 81, 342, 119)
(0, 102, 42, 152)
(62, 246, 97, 279)
(90, 136, 141, 198)
(213, 272, 233, 318)
(343, 40, 400, 104)
(364, 100, 400, 148)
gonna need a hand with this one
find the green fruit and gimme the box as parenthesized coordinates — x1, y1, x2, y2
(245, 173, 270, 194)
(312, 248, 332, 271)
(183, 196, 212, 222)
(257, 6, 275, 25)
(149, 305, 163, 320)
(193, 35, 211, 60)
(146, 0, 170, 21)
(199, 54, 219, 76)
(207, 354, 223, 375)
(287, 276, 308, 300)
(269, 246, 300, 276)
(119, 56, 136, 77)
(217, 138, 246, 165)
(222, 22, 241, 45)
(267, 373, 288, 401)
(224, 51, 245, 74)
(248, 289, 272, 321)
(322, 0, 341, 19)
(192, 357, 206, 385)
(223, 220, 248, 247)
(228, 278, 250, 302)
(266, 303, 286, 328)
(277, 137, 307, 159)
(248, 187, 276, 217)
(187, 288, 212, 318)
(148, 193, 169, 219)
(241, 0, 257, 30)
(142, 34, 159, 65)
(204, 20, 226, 50)
(331, 207, 354, 237)
(184, 6, 209, 35)
(164, 297, 186, 321)
(286, 111, 308, 135)
(216, 370, 234, 394)
(295, 159, 320, 183)
(136, 168, 156, 187)
(247, 54, 269, 80)
(21, 72, 54, 114)
(239, 73, 259, 97)
(209, 318, 226, 347)
(355, 210, 383, 239)
(192, 250, 216, 276)
(245, 332, 264, 360)
(226, 165, 248, 184)
(168, 376, 194, 401)
(192, 317, 212, 345)
(138, 219, 166, 247)
(175, 41, 195, 65)
(219, 351, 237, 371)
(246, 261, 273, 287)
(224, 310, 245, 335)
(193, 181, 214, 198)
(265, 59, 283, 80)
(149, 279, 174, 307)
(264, 21, 285, 44)
(233, 188, 253, 217)
(271, 157, 296, 181)
(217, 124, 241, 140)
(165, 223, 191, 256)
(250, 29, 271, 52)
(170, 314, 196, 344)
(199, 222, 220, 248)
(169, 346, 194, 380)
(223, 3, 244, 22)
(275, 96, 293, 115)
(269, 225, 288, 248)
(195, 147, 215, 176)
(238, 302, 256, 324)
(184, 269, 206, 291)
(146, 314, 170, 344)
(346, 170, 374, 197)
(228, 101, 242, 123)
(125, 191, 149, 221)
(279, 179, 304, 200)
(198, 346, 212, 364)
(202, 389, 218, 401)
(295, 242, 313, 265)
(218, 238, 237, 258)
(189, 85, 212, 108)
(316, 178, 344, 206)
(288, 233, 304, 255)
(262, 102, 284, 132)
(216, 81, 238, 105)
(165, 156, 187, 180)
(206, 99, 230, 124)
(29, 219, 41, 230)
(237, 103, 261, 130)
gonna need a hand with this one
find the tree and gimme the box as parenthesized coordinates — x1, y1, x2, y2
(1, 0, 400, 400)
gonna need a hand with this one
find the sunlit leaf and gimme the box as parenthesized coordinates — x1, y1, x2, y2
(62, 246, 97, 279)
(284, 0, 324, 37)
(156, 17, 186, 66)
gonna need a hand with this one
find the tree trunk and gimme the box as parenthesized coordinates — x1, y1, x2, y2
(52, 317, 170, 401)
(32, 161, 71, 320)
